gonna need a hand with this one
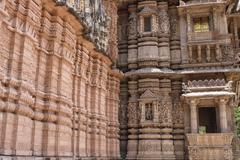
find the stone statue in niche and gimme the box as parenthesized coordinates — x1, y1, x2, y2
(128, 12, 137, 36)
(158, 9, 170, 34)
(145, 103, 153, 121)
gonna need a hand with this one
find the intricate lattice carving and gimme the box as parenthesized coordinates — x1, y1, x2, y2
(173, 101, 184, 125)
(221, 44, 234, 62)
(158, 99, 172, 124)
(188, 79, 226, 88)
(128, 102, 139, 124)
(138, 141, 161, 152)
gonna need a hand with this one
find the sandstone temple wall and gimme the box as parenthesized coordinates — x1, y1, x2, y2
(0, 0, 121, 159)
(117, 0, 240, 159)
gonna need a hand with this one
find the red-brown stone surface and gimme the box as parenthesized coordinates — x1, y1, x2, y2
(0, 0, 122, 159)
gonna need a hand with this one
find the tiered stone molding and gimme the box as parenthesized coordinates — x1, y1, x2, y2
(0, 0, 122, 159)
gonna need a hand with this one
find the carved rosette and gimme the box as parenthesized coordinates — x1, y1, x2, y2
(224, 148, 233, 160)
(188, 147, 200, 160)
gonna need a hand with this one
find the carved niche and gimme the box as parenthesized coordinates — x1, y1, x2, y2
(137, 6, 157, 35)
(139, 89, 158, 123)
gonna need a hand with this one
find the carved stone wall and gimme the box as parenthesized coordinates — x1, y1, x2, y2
(118, 0, 240, 160)
(0, 0, 122, 159)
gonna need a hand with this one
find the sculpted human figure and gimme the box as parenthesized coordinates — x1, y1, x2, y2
(145, 105, 153, 120)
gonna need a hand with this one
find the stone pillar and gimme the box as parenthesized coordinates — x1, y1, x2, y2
(119, 80, 128, 159)
(172, 80, 184, 160)
(189, 99, 198, 133)
(219, 98, 228, 133)
(126, 80, 139, 159)
(197, 45, 202, 63)
(186, 11, 192, 41)
(127, 5, 138, 70)
(188, 45, 192, 63)
(159, 79, 175, 159)
(206, 45, 211, 62)
(179, 12, 188, 64)
(169, 4, 181, 66)
(158, 2, 171, 68)
(233, 17, 239, 48)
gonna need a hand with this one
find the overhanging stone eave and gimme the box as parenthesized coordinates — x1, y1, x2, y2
(182, 91, 236, 98)
(178, 1, 226, 9)
(124, 67, 240, 78)
(177, 67, 240, 74)
(125, 67, 175, 77)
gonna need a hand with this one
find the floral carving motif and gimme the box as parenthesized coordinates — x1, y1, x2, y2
(158, 99, 172, 124)
(128, 102, 139, 124)
(220, 44, 234, 62)
(224, 148, 232, 160)
(173, 101, 183, 125)
(138, 141, 161, 152)
(188, 147, 200, 160)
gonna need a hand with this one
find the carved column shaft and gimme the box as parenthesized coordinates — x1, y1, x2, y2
(233, 17, 239, 48)
(216, 44, 221, 62)
(187, 12, 192, 34)
(158, 2, 170, 68)
(188, 45, 192, 63)
(206, 45, 211, 62)
(219, 98, 228, 133)
(190, 99, 198, 133)
(197, 45, 201, 63)
(127, 5, 138, 70)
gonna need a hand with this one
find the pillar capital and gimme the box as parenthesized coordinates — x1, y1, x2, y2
(186, 98, 199, 106)
(215, 97, 229, 105)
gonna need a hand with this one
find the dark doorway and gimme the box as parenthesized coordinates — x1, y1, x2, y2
(198, 107, 217, 133)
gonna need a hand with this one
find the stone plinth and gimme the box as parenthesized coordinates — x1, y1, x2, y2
(186, 133, 234, 160)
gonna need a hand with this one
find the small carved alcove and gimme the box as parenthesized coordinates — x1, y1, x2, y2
(138, 6, 157, 34)
(139, 89, 158, 123)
